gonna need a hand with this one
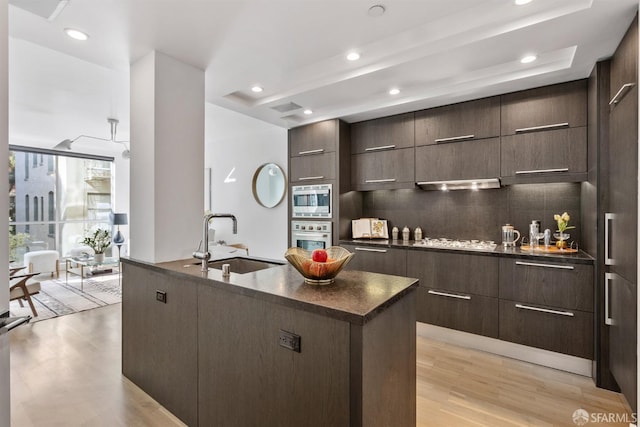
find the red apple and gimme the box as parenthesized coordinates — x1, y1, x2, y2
(311, 249, 328, 263)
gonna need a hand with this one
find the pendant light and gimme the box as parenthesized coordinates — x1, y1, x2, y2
(53, 117, 131, 159)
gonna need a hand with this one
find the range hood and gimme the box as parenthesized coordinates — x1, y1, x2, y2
(416, 178, 501, 191)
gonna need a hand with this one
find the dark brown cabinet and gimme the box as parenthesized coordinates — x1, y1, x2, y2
(289, 152, 336, 182)
(407, 251, 499, 337)
(415, 138, 500, 183)
(351, 148, 415, 191)
(500, 80, 588, 185)
(122, 265, 198, 427)
(500, 127, 587, 184)
(289, 120, 337, 157)
(417, 287, 499, 338)
(606, 14, 637, 412)
(498, 258, 593, 359)
(499, 299, 593, 359)
(350, 112, 414, 154)
(500, 80, 587, 136)
(341, 244, 407, 276)
(414, 96, 500, 146)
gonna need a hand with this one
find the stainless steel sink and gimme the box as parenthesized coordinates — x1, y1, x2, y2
(197, 257, 283, 274)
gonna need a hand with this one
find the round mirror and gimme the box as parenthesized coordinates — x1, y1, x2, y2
(252, 163, 286, 208)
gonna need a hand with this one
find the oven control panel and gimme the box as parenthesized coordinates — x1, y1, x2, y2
(291, 221, 332, 232)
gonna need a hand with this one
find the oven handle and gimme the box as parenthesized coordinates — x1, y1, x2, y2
(293, 233, 329, 238)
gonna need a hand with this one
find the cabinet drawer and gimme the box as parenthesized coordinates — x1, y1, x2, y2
(415, 96, 500, 146)
(500, 80, 587, 136)
(499, 258, 593, 311)
(351, 112, 414, 154)
(341, 244, 407, 276)
(290, 152, 336, 182)
(289, 120, 337, 157)
(500, 127, 587, 184)
(415, 138, 499, 182)
(499, 299, 593, 358)
(351, 148, 414, 191)
(407, 250, 498, 297)
(417, 287, 498, 338)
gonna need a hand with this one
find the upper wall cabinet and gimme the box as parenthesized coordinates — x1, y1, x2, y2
(350, 112, 414, 154)
(500, 80, 587, 136)
(500, 80, 588, 184)
(351, 148, 415, 191)
(289, 120, 337, 157)
(414, 97, 500, 146)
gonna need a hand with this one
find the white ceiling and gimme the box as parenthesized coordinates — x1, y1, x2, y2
(6, 0, 639, 153)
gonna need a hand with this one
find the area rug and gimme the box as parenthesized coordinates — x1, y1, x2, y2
(9, 274, 121, 322)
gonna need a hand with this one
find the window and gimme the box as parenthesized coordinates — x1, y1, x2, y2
(48, 192, 55, 236)
(24, 194, 30, 233)
(9, 147, 115, 261)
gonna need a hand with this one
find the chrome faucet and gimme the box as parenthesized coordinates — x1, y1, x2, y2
(193, 213, 238, 271)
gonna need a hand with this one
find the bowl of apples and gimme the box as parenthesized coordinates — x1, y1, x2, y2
(284, 246, 354, 285)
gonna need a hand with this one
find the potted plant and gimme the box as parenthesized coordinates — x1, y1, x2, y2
(82, 228, 111, 263)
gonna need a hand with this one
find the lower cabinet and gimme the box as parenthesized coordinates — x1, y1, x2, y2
(407, 250, 499, 337)
(499, 300, 593, 358)
(417, 287, 499, 338)
(121, 265, 198, 426)
(498, 258, 594, 359)
(342, 244, 407, 276)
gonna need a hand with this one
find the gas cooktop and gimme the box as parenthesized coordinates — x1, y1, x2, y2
(413, 238, 497, 251)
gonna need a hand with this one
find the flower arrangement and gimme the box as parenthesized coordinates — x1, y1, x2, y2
(82, 228, 111, 254)
(554, 212, 575, 233)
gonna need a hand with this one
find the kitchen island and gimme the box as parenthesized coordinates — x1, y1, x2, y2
(121, 256, 418, 427)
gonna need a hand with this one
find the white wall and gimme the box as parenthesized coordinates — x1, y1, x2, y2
(205, 103, 288, 260)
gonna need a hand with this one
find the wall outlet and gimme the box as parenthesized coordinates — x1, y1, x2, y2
(156, 290, 167, 303)
(279, 330, 301, 352)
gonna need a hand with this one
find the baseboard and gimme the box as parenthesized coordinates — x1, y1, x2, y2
(417, 322, 593, 377)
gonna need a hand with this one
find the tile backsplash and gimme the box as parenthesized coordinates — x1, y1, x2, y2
(361, 183, 582, 245)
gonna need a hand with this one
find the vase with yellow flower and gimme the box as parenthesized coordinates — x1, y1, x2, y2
(553, 212, 575, 249)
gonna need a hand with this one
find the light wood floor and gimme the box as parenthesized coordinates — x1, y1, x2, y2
(9, 304, 632, 426)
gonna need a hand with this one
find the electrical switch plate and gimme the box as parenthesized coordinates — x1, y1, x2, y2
(279, 329, 301, 352)
(156, 290, 167, 303)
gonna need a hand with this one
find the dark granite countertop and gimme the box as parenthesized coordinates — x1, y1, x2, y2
(340, 239, 595, 265)
(121, 255, 418, 325)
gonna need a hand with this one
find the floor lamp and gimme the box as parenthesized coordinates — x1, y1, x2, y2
(111, 212, 128, 259)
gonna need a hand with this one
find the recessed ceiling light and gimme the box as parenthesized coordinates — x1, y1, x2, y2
(520, 55, 537, 64)
(303, 109, 313, 115)
(368, 5, 386, 17)
(64, 28, 89, 41)
(515, 0, 532, 4)
(251, 85, 263, 93)
(346, 52, 360, 61)
(389, 88, 400, 95)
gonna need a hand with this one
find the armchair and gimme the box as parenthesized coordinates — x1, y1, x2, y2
(9, 273, 40, 317)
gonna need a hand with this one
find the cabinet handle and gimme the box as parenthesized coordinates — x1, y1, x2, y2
(355, 247, 387, 253)
(515, 303, 574, 317)
(298, 176, 324, 181)
(298, 148, 324, 155)
(365, 144, 396, 152)
(605, 213, 615, 265)
(364, 178, 396, 183)
(604, 273, 614, 326)
(609, 83, 635, 106)
(515, 122, 569, 133)
(428, 289, 471, 300)
(515, 167, 569, 175)
(434, 134, 475, 143)
(515, 261, 574, 270)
